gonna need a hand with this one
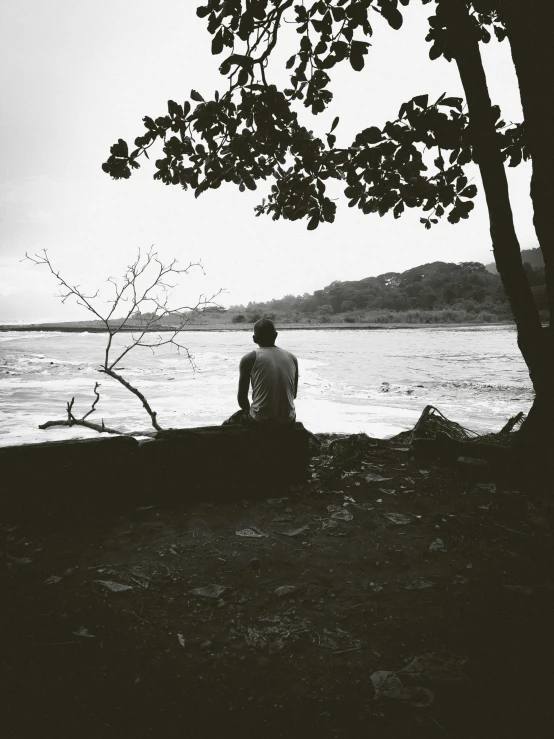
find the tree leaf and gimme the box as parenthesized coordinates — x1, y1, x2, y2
(212, 30, 224, 55)
(393, 201, 404, 219)
(331, 116, 339, 132)
(439, 96, 463, 111)
(344, 185, 361, 198)
(461, 184, 477, 198)
(385, 8, 403, 31)
(190, 89, 204, 102)
(360, 126, 382, 144)
(349, 52, 365, 72)
(242, 173, 257, 191)
(307, 214, 320, 230)
(458, 147, 472, 165)
(429, 44, 441, 60)
(413, 95, 428, 109)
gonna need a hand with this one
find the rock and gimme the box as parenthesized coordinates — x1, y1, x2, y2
(429, 538, 446, 552)
(383, 513, 413, 525)
(191, 585, 226, 599)
(245, 627, 267, 650)
(73, 627, 96, 638)
(405, 580, 435, 590)
(95, 580, 133, 592)
(366, 473, 393, 483)
(370, 670, 403, 699)
(274, 585, 296, 598)
(43, 575, 62, 585)
(7, 555, 33, 565)
(331, 510, 354, 522)
(281, 525, 309, 537)
(236, 528, 268, 538)
(476, 482, 496, 493)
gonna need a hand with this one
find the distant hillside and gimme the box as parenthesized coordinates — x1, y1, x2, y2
(233, 261, 513, 320)
(485, 246, 545, 274)
(485, 247, 547, 311)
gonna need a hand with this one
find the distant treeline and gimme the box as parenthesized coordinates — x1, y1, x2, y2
(228, 252, 547, 325)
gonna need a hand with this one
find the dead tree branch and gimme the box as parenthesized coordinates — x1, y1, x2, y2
(82, 382, 101, 420)
(25, 248, 223, 436)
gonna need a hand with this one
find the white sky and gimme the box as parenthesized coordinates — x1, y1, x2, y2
(0, 0, 537, 321)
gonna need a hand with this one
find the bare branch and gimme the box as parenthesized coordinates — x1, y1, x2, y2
(38, 418, 157, 437)
(100, 367, 162, 432)
(82, 382, 101, 420)
(30, 247, 224, 434)
(66, 397, 76, 425)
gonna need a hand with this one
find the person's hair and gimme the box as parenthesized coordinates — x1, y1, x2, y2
(253, 318, 277, 344)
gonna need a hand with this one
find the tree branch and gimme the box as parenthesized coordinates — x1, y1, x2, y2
(29, 248, 223, 435)
(38, 418, 157, 437)
(100, 367, 162, 432)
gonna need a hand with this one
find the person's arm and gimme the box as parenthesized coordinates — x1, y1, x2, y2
(291, 354, 299, 399)
(238, 351, 256, 411)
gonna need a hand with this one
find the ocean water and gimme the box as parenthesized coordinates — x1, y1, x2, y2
(0, 327, 533, 447)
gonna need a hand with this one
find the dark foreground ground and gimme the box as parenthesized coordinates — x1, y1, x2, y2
(1, 435, 553, 738)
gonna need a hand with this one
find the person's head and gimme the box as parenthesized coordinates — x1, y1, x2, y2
(253, 318, 278, 347)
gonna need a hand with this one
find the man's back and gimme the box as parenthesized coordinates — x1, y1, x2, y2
(249, 346, 297, 424)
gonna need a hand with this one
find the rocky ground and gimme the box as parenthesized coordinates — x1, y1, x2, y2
(2, 434, 554, 738)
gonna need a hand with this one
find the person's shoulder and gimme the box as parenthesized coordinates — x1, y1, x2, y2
(240, 350, 256, 368)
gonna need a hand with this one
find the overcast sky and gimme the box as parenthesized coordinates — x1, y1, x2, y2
(0, 0, 536, 322)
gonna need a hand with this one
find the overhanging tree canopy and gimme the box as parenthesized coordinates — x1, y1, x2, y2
(103, 1, 525, 232)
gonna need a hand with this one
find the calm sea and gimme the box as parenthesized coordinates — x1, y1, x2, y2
(0, 327, 533, 447)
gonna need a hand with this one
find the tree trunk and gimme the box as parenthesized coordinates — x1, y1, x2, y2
(443, 0, 552, 440)
(501, 0, 554, 440)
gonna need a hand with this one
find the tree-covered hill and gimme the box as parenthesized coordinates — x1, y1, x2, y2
(233, 260, 521, 321)
(486, 246, 545, 273)
(486, 247, 547, 311)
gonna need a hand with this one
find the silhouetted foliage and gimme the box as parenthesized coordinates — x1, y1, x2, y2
(102, 1, 527, 233)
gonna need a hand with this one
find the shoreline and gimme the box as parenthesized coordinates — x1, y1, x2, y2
(0, 320, 514, 333)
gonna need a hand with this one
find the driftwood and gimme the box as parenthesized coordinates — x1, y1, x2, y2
(36, 383, 157, 437)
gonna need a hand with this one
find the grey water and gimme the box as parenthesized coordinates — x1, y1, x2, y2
(0, 326, 532, 447)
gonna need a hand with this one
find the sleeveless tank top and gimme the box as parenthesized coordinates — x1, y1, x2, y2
(249, 346, 297, 424)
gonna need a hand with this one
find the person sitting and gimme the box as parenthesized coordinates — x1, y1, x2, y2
(223, 318, 298, 428)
